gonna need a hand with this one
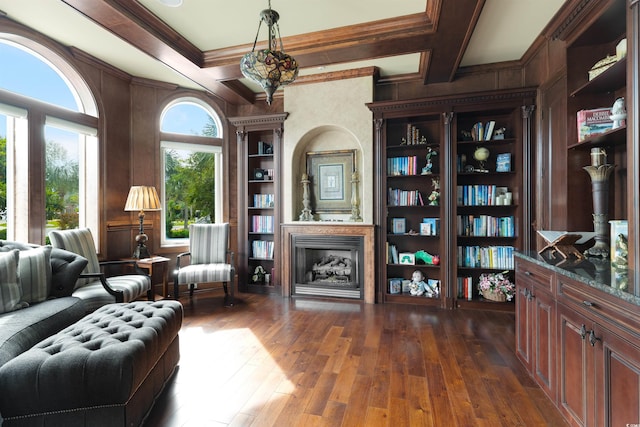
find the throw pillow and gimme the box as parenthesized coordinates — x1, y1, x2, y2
(49, 248, 89, 298)
(18, 246, 52, 304)
(0, 250, 28, 313)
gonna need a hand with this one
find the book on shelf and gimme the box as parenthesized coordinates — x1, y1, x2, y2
(457, 276, 473, 300)
(387, 243, 399, 264)
(495, 153, 511, 172)
(420, 218, 440, 236)
(576, 107, 614, 142)
(253, 193, 274, 208)
(389, 278, 402, 294)
(251, 215, 274, 233)
(457, 245, 515, 269)
(388, 188, 424, 206)
(388, 156, 418, 176)
(392, 218, 406, 234)
(251, 240, 274, 259)
(484, 120, 496, 141)
(471, 122, 483, 141)
(457, 215, 515, 237)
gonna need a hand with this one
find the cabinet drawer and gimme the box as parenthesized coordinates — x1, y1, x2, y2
(515, 258, 554, 294)
(557, 275, 640, 339)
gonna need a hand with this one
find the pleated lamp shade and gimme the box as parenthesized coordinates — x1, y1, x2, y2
(124, 186, 161, 212)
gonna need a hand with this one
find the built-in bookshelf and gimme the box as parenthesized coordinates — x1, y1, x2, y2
(454, 104, 532, 310)
(368, 88, 535, 310)
(229, 113, 288, 294)
(382, 115, 444, 306)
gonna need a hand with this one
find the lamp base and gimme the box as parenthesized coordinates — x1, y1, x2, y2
(132, 244, 151, 260)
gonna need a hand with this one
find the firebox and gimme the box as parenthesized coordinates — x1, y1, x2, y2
(292, 235, 364, 299)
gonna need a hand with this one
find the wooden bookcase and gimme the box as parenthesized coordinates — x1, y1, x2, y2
(229, 113, 288, 295)
(454, 105, 532, 310)
(382, 113, 444, 307)
(368, 88, 535, 309)
(564, 0, 627, 234)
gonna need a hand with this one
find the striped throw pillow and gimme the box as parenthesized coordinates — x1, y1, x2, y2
(0, 250, 27, 313)
(18, 246, 52, 304)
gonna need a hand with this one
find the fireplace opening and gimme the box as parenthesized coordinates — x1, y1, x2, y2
(292, 235, 364, 299)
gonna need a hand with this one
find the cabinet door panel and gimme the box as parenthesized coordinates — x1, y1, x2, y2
(595, 326, 640, 427)
(515, 283, 532, 371)
(534, 290, 555, 401)
(558, 304, 592, 426)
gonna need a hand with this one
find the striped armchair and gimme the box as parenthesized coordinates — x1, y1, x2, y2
(48, 228, 153, 312)
(174, 223, 235, 306)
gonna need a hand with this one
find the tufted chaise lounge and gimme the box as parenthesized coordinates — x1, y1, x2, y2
(0, 300, 183, 427)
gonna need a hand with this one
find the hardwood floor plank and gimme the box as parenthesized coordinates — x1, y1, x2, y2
(146, 293, 568, 426)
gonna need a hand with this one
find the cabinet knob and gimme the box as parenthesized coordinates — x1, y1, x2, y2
(580, 324, 587, 340)
(524, 271, 532, 276)
(582, 300, 594, 307)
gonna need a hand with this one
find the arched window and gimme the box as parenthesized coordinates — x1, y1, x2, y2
(0, 38, 99, 243)
(160, 98, 223, 246)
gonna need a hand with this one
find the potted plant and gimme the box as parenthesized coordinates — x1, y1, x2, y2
(477, 271, 515, 302)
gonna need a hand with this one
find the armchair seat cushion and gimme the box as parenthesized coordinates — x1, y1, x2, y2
(73, 275, 151, 313)
(176, 263, 233, 284)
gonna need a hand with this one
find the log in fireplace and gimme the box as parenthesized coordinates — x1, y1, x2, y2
(292, 235, 364, 299)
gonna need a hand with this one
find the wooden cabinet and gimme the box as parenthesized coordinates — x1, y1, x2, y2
(516, 253, 640, 427)
(229, 113, 288, 294)
(368, 89, 535, 309)
(515, 257, 556, 401)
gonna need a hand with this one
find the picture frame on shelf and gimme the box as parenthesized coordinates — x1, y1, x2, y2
(306, 149, 356, 214)
(392, 218, 406, 234)
(399, 252, 416, 265)
(253, 168, 266, 180)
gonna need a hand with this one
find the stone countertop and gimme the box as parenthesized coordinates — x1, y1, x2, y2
(515, 251, 640, 306)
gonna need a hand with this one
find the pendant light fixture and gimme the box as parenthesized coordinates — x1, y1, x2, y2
(240, 0, 298, 105)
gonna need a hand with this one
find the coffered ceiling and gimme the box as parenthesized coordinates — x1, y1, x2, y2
(0, 0, 565, 105)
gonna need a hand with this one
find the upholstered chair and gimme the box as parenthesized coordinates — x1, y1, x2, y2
(48, 228, 152, 312)
(174, 223, 235, 306)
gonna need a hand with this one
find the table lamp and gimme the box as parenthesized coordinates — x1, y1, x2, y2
(124, 186, 161, 259)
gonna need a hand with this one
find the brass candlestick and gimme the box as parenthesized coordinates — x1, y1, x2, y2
(583, 148, 614, 258)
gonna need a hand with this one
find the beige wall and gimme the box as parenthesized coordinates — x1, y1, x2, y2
(283, 76, 374, 224)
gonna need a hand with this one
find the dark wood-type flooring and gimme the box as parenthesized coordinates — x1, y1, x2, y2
(145, 291, 567, 427)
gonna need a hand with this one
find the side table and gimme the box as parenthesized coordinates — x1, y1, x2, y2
(135, 256, 171, 298)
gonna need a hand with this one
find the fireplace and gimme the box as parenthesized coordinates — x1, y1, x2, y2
(281, 224, 375, 303)
(293, 235, 363, 299)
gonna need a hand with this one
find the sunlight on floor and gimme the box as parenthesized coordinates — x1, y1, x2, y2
(173, 326, 296, 425)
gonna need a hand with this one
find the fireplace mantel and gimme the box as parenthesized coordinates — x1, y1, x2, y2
(281, 223, 375, 303)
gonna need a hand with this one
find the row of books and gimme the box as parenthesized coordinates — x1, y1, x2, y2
(388, 188, 424, 206)
(471, 120, 497, 141)
(389, 277, 440, 296)
(251, 240, 274, 260)
(457, 215, 515, 237)
(457, 185, 510, 206)
(404, 124, 428, 145)
(253, 193, 274, 208)
(388, 156, 419, 176)
(457, 245, 515, 269)
(251, 215, 274, 233)
(457, 276, 475, 301)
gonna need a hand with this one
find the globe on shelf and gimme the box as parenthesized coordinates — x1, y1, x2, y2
(473, 146, 490, 171)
